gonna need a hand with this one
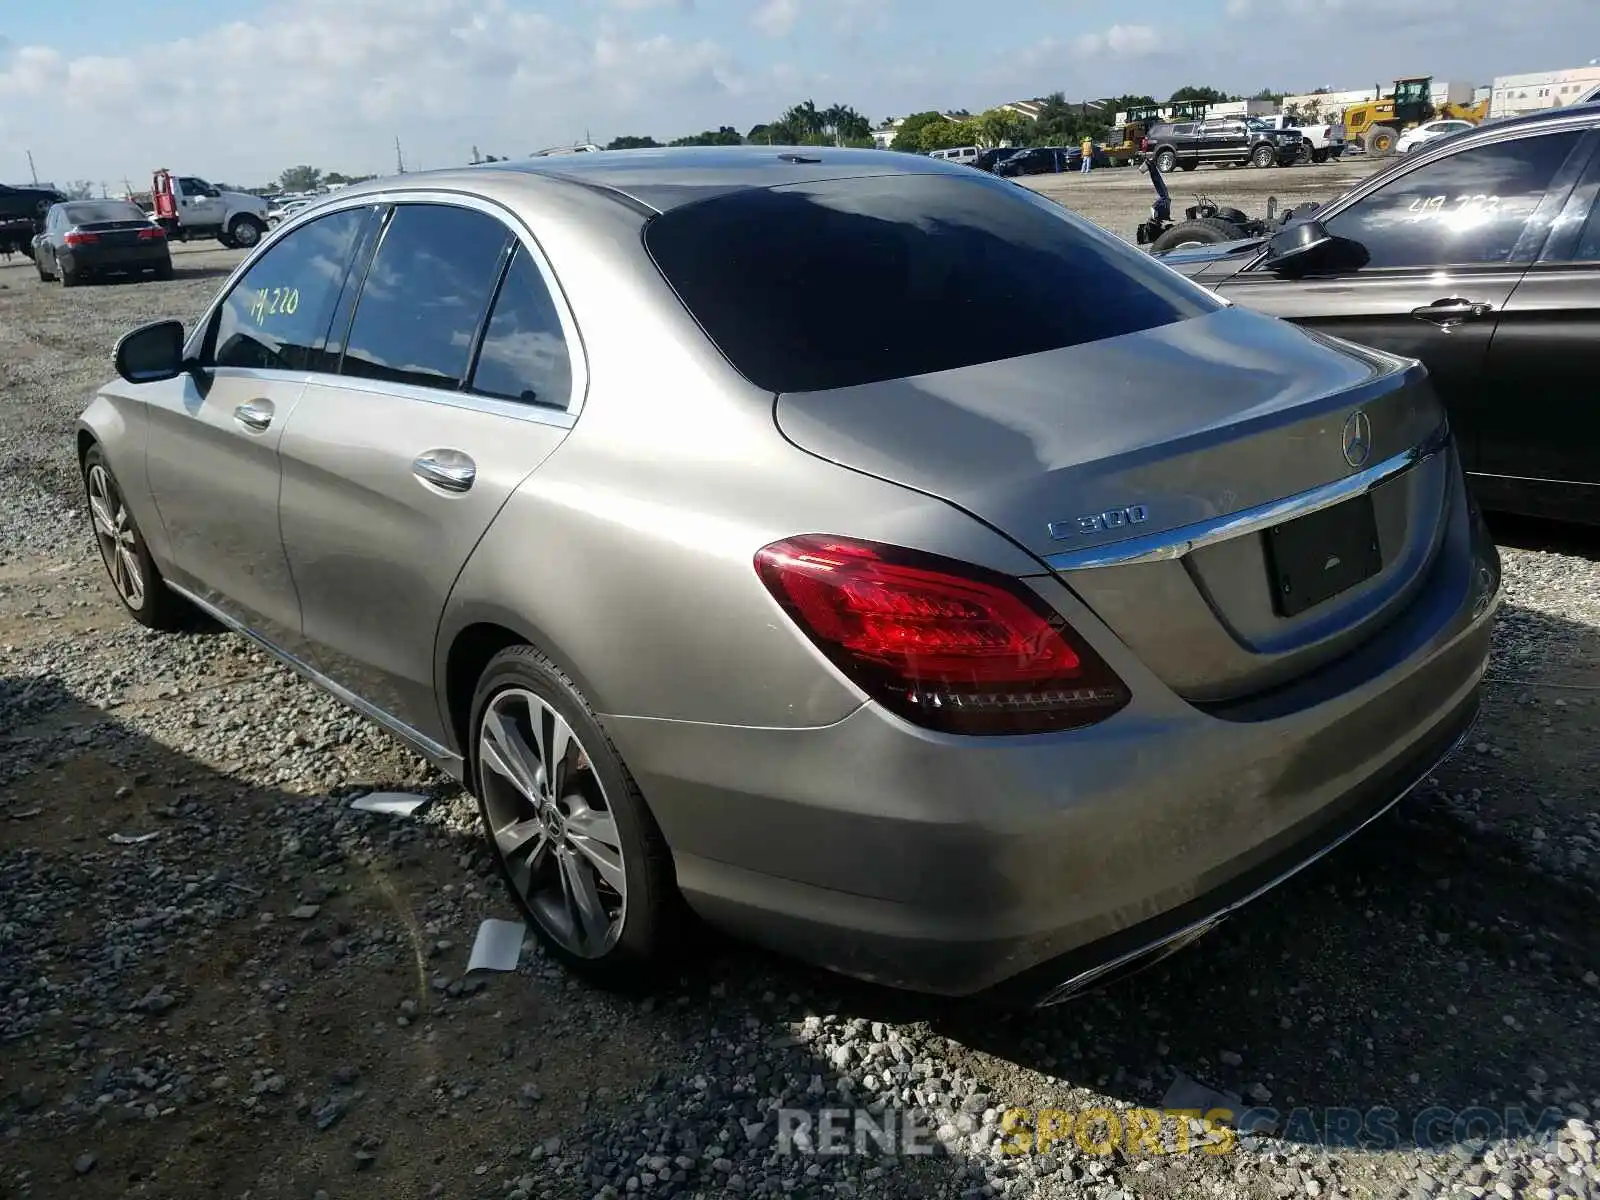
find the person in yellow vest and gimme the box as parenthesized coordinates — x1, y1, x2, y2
(1080, 135, 1094, 174)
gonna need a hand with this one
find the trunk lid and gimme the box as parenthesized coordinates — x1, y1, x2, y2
(775, 305, 1451, 701)
(76, 220, 159, 247)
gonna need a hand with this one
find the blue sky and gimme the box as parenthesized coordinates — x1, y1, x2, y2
(3, 0, 1597, 186)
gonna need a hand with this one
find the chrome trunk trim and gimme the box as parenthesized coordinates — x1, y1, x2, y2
(1045, 423, 1451, 572)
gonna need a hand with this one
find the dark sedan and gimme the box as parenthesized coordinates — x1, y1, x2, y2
(995, 145, 1108, 177)
(33, 199, 172, 286)
(1154, 105, 1600, 525)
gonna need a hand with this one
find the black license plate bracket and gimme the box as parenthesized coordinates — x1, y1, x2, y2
(1263, 495, 1383, 618)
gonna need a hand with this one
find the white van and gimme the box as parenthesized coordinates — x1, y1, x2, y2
(927, 145, 980, 165)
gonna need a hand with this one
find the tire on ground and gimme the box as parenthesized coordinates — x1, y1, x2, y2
(1154, 149, 1178, 173)
(227, 215, 265, 249)
(80, 444, 192, 630)
(467, 644, 686, 991)
(1364, 125, 1397, 157)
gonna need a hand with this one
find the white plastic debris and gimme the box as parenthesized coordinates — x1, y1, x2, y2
(348, 790, 431, 816)
(466, 919, 527, 973)
(107, 831, 161, 845)
(1161, 1071, 1243, 1118)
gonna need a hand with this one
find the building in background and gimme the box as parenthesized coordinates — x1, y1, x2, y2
(1489, 63, 1600, 118)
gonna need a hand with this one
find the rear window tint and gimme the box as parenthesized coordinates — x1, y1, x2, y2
(643, 173, 1218, 393)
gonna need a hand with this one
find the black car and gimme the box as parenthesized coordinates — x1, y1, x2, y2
(1156, 105, 1600, 523)
(0, 183, 66, 257)
(972, 147, 1021, 173)
(995, 147, 1071, 176)
(1147, 118, 1303, 172)
(33, 199, 173, 286)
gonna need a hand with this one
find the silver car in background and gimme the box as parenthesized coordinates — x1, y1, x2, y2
(78, 148, 1500, 1004)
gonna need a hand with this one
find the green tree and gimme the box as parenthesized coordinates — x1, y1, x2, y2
(889, 110, 948, 154)
(605, 135, 663, 150)
(278, 165, 324, 192)
(1168, 85, 1233, 105)
(1249, 87, 1285, 103)
(977, 108, 1030, 148)
(668, 126, 743, 147)
(917, 118, 981, 152)
(1030, 93, 1099, 146)
(1104, 93, 1158, 117)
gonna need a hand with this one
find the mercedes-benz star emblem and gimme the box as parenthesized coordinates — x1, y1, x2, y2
(1341, 410, 1372, 470)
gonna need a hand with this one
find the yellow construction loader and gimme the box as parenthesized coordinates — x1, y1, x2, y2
(1343, 76, 1490, 157)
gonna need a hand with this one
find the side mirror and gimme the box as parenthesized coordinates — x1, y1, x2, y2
(114, 320, 187, 384)
(1263, 219, 1366, 276)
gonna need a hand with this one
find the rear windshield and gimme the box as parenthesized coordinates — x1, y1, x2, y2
(63, 202, 146, 225)
(643, 172, 1218, 394)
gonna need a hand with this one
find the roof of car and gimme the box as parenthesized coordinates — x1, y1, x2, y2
(331, 145, 983, 214)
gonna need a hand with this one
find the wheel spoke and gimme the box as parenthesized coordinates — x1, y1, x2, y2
(496, 816, 542, 857)
(558, 847, 610, 950)
(89, 495, 117, 539)
(565, 809, 624, 892)
(506, 830, 550, 897)
(481, 707, 543, 802)
(118, 548, 144, 605)
(533, 700, 573, 801)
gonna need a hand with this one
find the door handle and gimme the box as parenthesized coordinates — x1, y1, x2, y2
(412, 450, 476, 494)
(233, 400, 274, 432)
(1410, 298, 1494, 329)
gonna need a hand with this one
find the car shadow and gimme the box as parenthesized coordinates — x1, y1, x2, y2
(1487, 512, 1600, 562)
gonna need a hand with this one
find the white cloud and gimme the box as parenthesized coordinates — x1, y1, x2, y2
(0, 0, 740, 184)
(1071, 24, 1159, 58)
(753, 0, 802, 37)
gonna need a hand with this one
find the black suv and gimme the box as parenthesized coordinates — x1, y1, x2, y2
(0, 183, 67, 258)
(1147, 119, 1302, 172)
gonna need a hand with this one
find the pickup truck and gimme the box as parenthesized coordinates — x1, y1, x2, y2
(150, 170, 270, 249)
(1145, 117, 1305, 171)
(1, 183, 67, 258)
(1250, 114, 1346, 163)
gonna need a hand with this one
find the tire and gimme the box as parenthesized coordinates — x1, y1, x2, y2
(1153, 148, 1178, 173)
(227, 215, 264, 249)
(82, 445, 190, 631)
(1311, 148, 1328, 164)
(1179, 160, 1198, 172)
(60, 266, 81, 288)
(35, 255, 51, 282)
(1364, 126, 1397, 157)
(1294, 142, 1313, 165)
(1151, 217, 1247, 253)
(468, 645, 683, 991)
(1251, 144, 1277, 169)
(154, 258, 174, 281)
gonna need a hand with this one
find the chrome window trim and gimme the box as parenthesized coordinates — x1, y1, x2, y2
(306, 372, 577, 431)
(183, 186, 590, 419)
(1045, 422, 1451, 573)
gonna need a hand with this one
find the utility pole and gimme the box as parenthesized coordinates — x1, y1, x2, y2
(27, 151, 38, 184)
(471, 144, 481, 164)
(395, 137, 405, 175)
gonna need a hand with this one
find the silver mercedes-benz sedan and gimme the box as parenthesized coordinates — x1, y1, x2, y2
(77, 147, 1500, 1005)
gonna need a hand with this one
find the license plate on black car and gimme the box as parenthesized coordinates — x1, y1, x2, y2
(1263, 495, 1383, 618)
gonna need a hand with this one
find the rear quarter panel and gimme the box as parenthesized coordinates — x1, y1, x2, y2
(435, 178, 1050, 738)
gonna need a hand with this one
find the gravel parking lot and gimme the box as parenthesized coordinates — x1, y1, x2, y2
(3, 172, 1600, 1200)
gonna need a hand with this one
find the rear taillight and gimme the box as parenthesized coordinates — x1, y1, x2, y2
(138, 227, 166, 240)
(755, 535, 1130, 735)
(63, 231, 99, 246)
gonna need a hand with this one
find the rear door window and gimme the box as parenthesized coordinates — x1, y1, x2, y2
(644, 172, 1219, 394)
(1323, 131, 1585, 267)
(467, 246, 574, 408)
(339, 203, 512, 391)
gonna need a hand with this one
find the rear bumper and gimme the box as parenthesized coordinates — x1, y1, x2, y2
(61, 245, 169, 273)
(603, 462, 1500, 1002)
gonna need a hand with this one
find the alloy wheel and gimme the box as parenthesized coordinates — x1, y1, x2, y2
(478, 687, 626, 958)
(87, 464, 145, 609)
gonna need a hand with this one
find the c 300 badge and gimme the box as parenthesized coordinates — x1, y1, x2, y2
(1048, 505, 1150, 540)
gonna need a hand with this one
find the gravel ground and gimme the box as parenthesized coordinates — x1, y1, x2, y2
(3, 182, 1599, 1200)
